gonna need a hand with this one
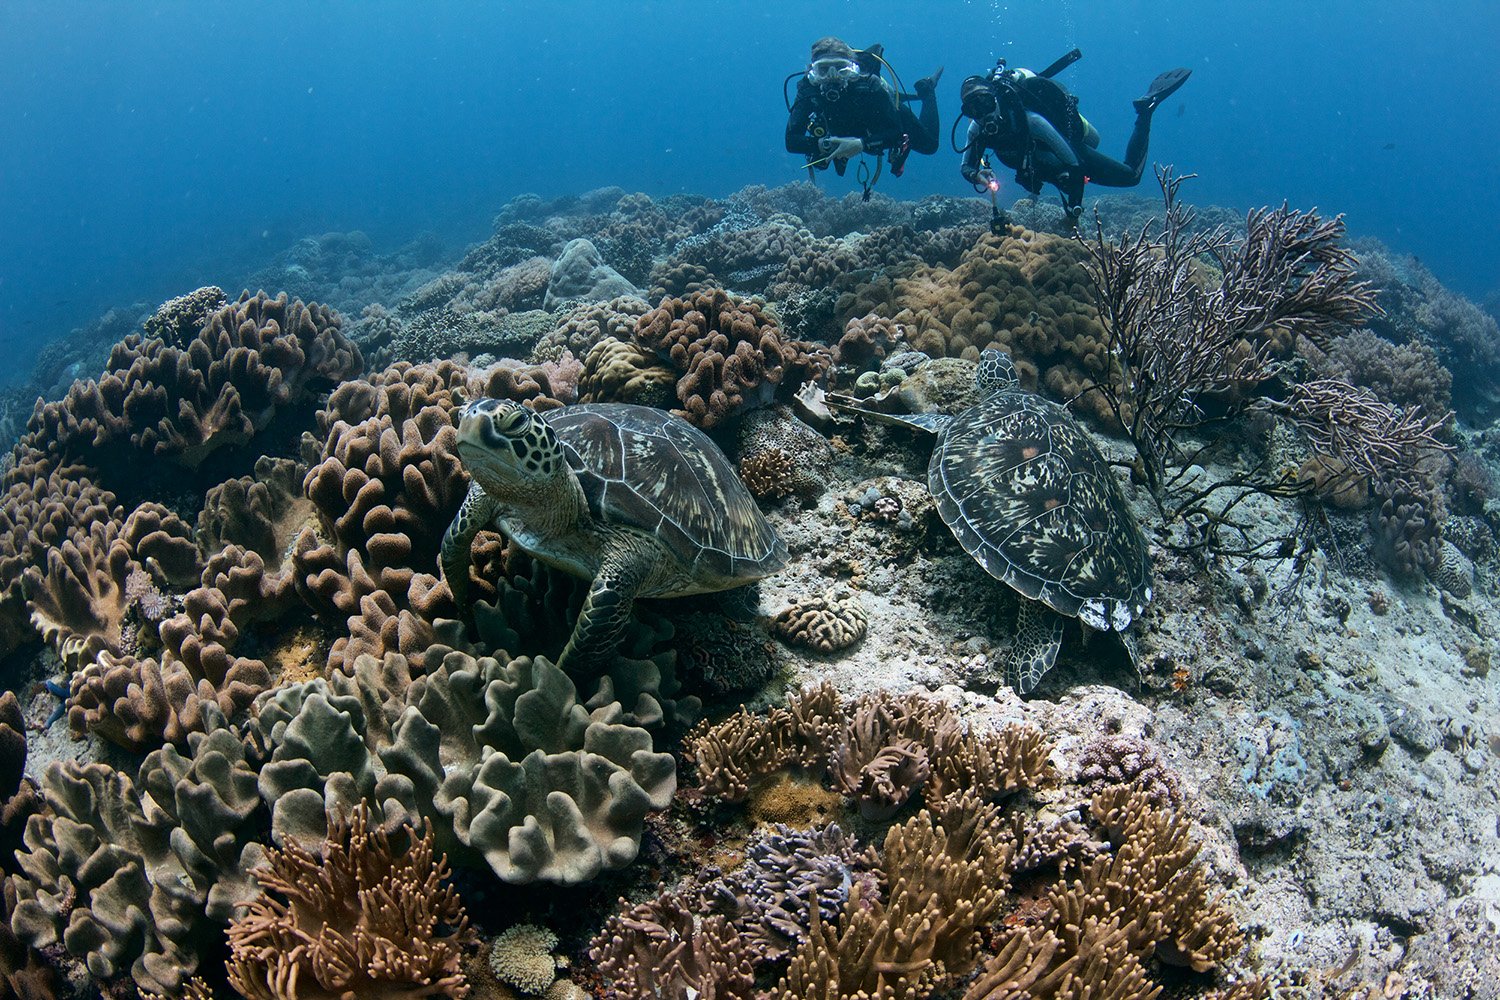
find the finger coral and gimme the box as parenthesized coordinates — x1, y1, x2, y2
(226, 804, 474, 1000)
(634, 288, 831, 428)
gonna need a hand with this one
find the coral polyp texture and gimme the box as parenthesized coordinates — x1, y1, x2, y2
(634, 288, 831, 427)
(1, 181, 1497, 998)
(226, 805, 474, 1000)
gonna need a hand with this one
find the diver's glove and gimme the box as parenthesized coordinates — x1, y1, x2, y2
(915, 66, 944, 97)
(975, 168, 999, 193)
(820, 136, 865, 161)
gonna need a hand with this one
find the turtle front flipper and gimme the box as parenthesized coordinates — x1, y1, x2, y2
(557, 541, 654, 673)
(1005, 600, 1066, 695)
(441, 481, 498, 617)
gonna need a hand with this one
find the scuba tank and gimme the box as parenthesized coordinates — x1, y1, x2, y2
(951, 48, 1084, 153)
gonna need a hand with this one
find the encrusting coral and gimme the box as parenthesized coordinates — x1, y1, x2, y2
(226, 804, 475, 1000)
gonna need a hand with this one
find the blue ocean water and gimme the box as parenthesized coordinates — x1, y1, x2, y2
(1, 0, 1496, 383)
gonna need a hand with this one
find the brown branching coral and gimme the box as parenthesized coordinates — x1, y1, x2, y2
(1065, 785, 1245, 973)
(774, 792, 1015, 999)
(590, 891, 761, 1000)
(1079, 169, 1394, 505)
(227, 805, 475, 1000)
(634, 288, 831, 427)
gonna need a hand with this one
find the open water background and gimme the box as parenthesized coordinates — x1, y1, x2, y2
(1, 0, 1496, 383)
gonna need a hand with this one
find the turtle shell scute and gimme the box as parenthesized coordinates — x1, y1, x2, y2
(544, 403, 787, 581)
(928, 390, 1151, 628)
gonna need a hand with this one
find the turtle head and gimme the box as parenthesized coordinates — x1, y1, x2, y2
(456, 398, 568, 502)
(977, 349, 1019, 395)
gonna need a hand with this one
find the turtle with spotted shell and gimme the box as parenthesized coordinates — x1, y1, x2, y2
(441, 399, 788, 669)
(833, 349, 1153, 693)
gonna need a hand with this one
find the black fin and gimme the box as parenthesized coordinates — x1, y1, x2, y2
(1134, 67, 1191, 113)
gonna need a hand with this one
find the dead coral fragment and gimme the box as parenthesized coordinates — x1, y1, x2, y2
(773, 587, 868, 653)
(227, 805, 475, 1000)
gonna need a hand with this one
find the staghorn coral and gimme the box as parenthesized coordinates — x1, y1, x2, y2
(634, 288, 831, 428)
(227, 805, 474, 1000)
(10, 728, 268, 996)
(772, 587, 869, 654)
(740, 447, 796, 501)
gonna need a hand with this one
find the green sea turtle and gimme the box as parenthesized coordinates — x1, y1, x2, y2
(836, 349, 1153, 693)
(442, 399, 788, 669)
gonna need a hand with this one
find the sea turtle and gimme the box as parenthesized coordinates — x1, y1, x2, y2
(441, 399, 788, 669)
(834, 349, 1153, 693)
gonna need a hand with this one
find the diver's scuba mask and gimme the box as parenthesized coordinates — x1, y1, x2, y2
(808, 57, 860, 89)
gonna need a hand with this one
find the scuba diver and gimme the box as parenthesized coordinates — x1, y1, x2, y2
(785, 37, 943, 201)
(955, 49, 1191, 229)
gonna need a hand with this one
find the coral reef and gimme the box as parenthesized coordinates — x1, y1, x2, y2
(635, 289, 831, 427)
(15, 290, 361, 486)
(227, 805, 474, 1000)
(10, 730, 268, 995)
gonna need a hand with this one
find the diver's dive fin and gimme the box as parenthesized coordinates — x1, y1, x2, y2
(1134, 67, 1192, 114)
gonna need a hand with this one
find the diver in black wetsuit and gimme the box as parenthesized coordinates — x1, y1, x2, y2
(785, 37, 943, 199)
(958, 55, 1191, 227)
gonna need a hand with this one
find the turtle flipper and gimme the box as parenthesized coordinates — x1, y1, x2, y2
(1005, 600, 1065, 695)
(558, 542, 652, 673)
(440, 481, 498, 616)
